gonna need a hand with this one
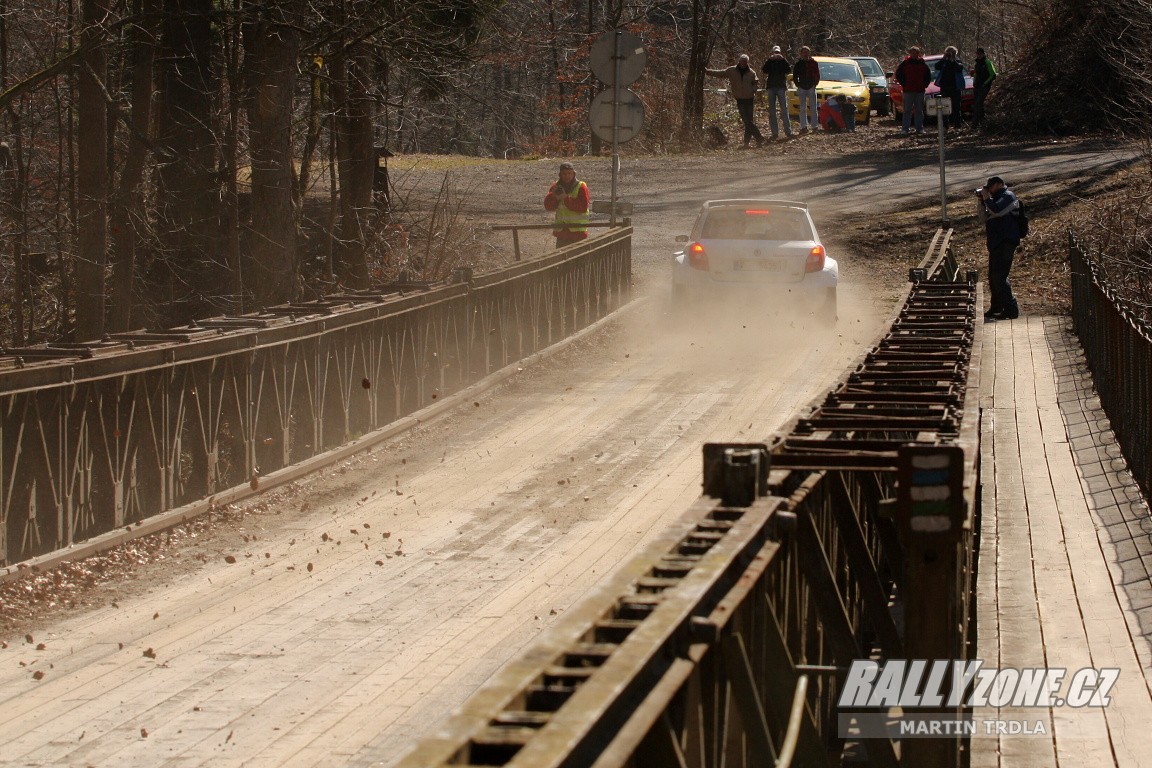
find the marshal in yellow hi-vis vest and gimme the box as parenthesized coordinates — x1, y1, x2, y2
(543, 162, 591, 248)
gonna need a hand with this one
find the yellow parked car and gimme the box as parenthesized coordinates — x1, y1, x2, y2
(788, 56, 871, 126)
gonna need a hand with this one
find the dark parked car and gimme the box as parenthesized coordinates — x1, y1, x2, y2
(847, 56, 890, 117)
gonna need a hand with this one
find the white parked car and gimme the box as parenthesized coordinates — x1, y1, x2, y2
(671, 199, 838, 320)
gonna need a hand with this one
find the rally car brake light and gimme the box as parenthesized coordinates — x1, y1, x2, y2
(687, 242, 709, 271)
(805, 245, 826, 273)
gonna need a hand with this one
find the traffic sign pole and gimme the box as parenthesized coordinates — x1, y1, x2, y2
(927, 95, 952, 224)
(589, 29, 645, 228)
(611, 31, 621, 227)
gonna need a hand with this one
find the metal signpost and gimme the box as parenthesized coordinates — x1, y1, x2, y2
(926, 95, 953, 223)
(589, 30, 645, 226)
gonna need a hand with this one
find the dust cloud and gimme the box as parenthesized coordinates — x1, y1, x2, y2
(603, 276, 898, 444)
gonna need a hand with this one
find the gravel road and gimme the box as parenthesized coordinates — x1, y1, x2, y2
(0, 133, 1135, 767)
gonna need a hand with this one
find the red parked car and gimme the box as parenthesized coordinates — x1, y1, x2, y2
(887, 54, 975, 120)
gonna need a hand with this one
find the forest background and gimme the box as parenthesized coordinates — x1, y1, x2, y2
(0, 0, 1147, 347)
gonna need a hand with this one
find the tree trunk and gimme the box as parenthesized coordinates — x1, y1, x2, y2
(154, 0, 221, 327)
(681, 0, 711, 141)
(296, 55, 324, 211)
(1, 131, 28, 345)
(108, 0, 156, 333)
(0, 0, 24, 346)
(75, 0, 110, 341)
(547, 6, 566, 146)
(332, 41, 374, 289)
(220, 0, 243, 311)
(244, 2, 300, 308)
(587, 0, 602, 155)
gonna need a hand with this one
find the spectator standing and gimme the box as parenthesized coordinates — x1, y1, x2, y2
(978, 175, 1022, 320)
(543, 162, 590, 249)
(895, 46, 932, 135)
(934, 46, 966, 129)
(705, 54, 764, 148)
(971, 47, 997, 128)
(792, 46, 821, 133)
(761, 46, 794, 140)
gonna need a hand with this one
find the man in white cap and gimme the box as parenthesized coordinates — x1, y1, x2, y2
(761, 45, 794, 139)
(705, 54, 764, 147)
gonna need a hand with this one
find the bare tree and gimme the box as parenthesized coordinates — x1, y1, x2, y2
(0, 0, 1054, 347)
(107, 0, 158, 333)
(244, 0, 301, 306)
(74, 0, 109, 341)
(681, 0, 739, 143)
(153, 0, 221, 327)
(331, 37, 375, 289)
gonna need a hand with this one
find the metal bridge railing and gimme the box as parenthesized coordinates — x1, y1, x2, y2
(1068, 233, 1152, 503)
(397, 231, 981, 768)
(0, 229, 632, 569)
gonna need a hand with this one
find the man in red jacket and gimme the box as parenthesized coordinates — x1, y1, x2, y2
(543, 162, 591, 248)
(895, 46, 932, 135)
(792, 46, 821, 133)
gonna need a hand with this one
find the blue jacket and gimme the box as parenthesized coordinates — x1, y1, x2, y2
(984, 189, 1021, 248)
(934, 57, 965, 96)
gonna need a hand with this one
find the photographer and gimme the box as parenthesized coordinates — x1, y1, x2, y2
(977, 176, 1022, 321)
(544, 162, 591, 249)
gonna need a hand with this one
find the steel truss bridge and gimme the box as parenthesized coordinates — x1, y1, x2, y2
(398, 230, 981, 768)
(0, 231, 630, 570)
(3, 228, 982, 766)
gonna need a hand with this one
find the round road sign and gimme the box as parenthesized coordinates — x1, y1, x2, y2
(590, 31, 646, 87)
(589, 88, 645, 143)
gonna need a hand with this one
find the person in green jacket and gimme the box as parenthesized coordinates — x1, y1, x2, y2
(971, 47, 998, 129)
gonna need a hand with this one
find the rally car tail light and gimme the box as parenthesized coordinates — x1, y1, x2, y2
(687, 242, 709, 271)
(805, 245, 826, 273)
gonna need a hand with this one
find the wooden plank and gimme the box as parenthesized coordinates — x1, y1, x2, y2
(973, 318, 1055, 768)
(1015, 319, 1110, 761)
(1035, 320, 1152, 765)
(972, 409, 1001, 768)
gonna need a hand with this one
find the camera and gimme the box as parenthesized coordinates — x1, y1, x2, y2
(974, 187, 984, 195)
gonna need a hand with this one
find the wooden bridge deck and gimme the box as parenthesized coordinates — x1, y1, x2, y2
(974, 315, 1152, 766)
